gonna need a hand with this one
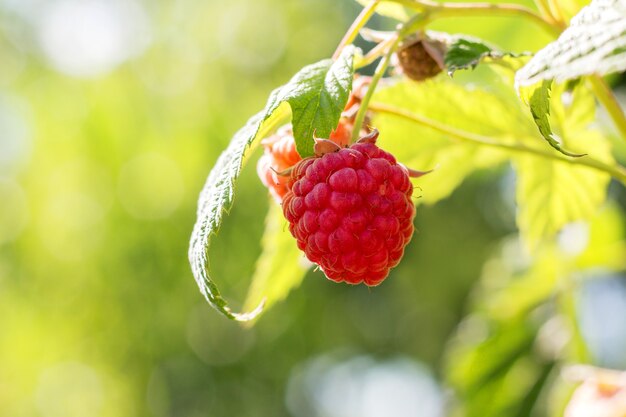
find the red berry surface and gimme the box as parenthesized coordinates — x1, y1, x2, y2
(282, 140, 415, 286)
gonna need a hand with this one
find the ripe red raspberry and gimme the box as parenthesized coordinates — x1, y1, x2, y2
(282, 130, 416, 286)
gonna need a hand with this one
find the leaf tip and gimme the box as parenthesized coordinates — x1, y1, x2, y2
(230, 298, 266, 322)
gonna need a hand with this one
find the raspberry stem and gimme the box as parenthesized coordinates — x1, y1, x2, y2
(378, 0, 562, 35)
(350, 13, 430, 143)
(332, 0, 382, 60)
(368, 101, 626, 184)
(588, 75, 626, 144)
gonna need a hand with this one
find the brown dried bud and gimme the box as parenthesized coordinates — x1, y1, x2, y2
(396, 37, 447, 82)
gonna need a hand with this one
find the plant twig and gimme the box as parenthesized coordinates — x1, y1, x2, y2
(368, 101, 626, 183)
(380, 0, 562, 35)
(589, 75, 626, 143)
(333, 0, 381, 60)
(351, 14, 430, 142)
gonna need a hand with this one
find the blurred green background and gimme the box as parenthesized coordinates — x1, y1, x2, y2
(1, 0, 625, 416)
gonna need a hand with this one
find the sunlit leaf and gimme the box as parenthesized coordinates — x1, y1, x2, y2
(243, 203, 310, 319)
(370, 80, 534, 204)
(189, 48, 355, 321)
(514, 85, 614, 248)
(285, 46, 355, 157)
(527, 80, 585, 157)
(444, 37, 528, 76)
(516, 0, 626, 87)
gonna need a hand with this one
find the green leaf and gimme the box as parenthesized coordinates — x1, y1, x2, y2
(444, 37, 528, 76)
(445, 243, 556, 417)
(189, 104, 289, 321)
(284, 45, 355, 157)
(527, 80, 585, 157)
(514, 85, 614, 248)
(370, 80, 534, 204)
(189, 48, 355, 321)
(354, 0, 413, 20)
(243, 203, 310, 318)
(516, 0, 626, 87)
(445, 316, 543, 417)
(554, 0, 591, 22)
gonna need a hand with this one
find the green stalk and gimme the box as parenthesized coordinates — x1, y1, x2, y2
(368, 101, 626, 184)
(332, 0, 381, 60)
(351, 14, 430, 142)
(380, 0, 562, 35)
(559, 275, 591, 363)
(589, 75, 626, 143)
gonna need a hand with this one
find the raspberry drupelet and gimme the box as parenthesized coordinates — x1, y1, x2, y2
(282, 130, 417, 286)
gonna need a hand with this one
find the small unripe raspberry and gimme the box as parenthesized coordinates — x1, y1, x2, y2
(256, 126, 300, 202)
(257, 119, 359, 203)
(282, 130, 416, 286)
(396, 37, 446, 82)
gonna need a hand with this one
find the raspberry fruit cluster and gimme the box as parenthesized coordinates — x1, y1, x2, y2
(256, 123, 351, 202)
(256, 77, 371, 203)
(282, 130, 416, 286)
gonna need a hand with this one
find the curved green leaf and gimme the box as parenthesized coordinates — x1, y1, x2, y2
(514, 85, 614, 248)
(243, 203, 310, 319)
(527, 80, 585, 157)
(189, 48, 355, 321)
(188, 103, 290, 321)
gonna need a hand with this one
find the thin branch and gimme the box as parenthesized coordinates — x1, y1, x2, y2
(351, 13, 430, 142)
(380, 0, 562, 36)
(589, 75, 626, 143)
(368, 101, 626, 183)
(333, 0, 381, 60)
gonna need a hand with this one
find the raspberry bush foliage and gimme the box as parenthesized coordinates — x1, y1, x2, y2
(190, 0, 626, 412)
(190, 0, 626, 319)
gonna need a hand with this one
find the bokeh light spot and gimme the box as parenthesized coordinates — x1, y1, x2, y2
(186, 304, 256, 366)
(286, 354, 443, 417)
(0, 94, 32, 172)
(35, 362, 104, 417)
(579, 275, 626, 368)
(37, 0, 150, 78)
(217, 1, 287, 73)
(38, 159, 113, 261)
(0, 178, 28, 245)
(135, 33, 203, 96)
(118, 153, 184, 220)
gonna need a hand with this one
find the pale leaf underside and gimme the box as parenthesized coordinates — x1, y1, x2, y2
(188, 48, 355, 321)
(516, 0, 626, 86)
